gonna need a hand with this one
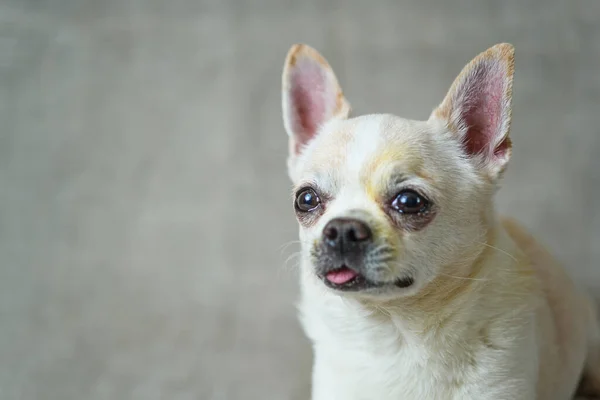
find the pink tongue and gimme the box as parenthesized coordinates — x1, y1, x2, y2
(326, 267, 358, 285)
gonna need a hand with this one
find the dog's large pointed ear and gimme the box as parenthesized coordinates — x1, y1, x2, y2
(282, 44, 350, 160)
(430, 43, 515, 180)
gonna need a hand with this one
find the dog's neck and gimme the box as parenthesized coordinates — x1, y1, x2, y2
(300, 218, 535, 347)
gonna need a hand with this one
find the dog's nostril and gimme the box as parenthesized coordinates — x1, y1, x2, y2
(323, 225, 338, 241)
(346, 222, 371, 242)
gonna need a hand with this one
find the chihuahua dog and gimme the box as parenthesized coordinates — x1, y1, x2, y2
(281, 43, 600, 399)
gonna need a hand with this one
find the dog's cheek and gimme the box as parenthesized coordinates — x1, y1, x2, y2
(405, 221, 455, 268)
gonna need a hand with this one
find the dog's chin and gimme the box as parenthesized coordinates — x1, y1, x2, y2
(317, 265, 415, 296)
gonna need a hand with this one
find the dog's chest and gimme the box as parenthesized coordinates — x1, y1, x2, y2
(301, 298, 475, 399)
(314, 340, 463, 399)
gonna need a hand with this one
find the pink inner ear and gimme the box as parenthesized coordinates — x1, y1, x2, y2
(460, 62, 507, 158)
(289, 59, 334, 149)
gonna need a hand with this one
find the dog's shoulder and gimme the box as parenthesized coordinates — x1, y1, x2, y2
(501, 216, 592, 397)
(500, 216, 577, 290)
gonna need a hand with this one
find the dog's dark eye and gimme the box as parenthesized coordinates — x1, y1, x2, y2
(392, 190, 428, 214)
(296, 188, 320, 212)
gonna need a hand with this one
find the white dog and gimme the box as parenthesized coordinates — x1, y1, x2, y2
(281, 43, 600, 399)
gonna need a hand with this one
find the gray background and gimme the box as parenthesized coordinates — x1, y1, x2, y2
(1, 0, 599, 399)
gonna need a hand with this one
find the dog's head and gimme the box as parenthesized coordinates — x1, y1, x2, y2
(282, 44, 514, 300)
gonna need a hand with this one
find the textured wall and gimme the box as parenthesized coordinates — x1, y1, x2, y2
(1, 1, 599, 399)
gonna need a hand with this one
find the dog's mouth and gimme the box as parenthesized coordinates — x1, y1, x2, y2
(322, 265, 414, 292)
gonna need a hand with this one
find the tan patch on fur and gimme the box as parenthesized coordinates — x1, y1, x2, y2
(286, 44, 329, 69)
(362, 146, 425, 201)
(415, 169, 434, 183)
(363, 149, 402, 202)
(335, 90, 348, 117)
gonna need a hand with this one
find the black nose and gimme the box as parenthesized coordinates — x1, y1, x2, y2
(323, 218, 372, 249)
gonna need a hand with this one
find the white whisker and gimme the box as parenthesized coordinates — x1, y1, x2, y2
(282, 251, 303, 270)
(278, 240, 303, 253)
(474, 240, 518, 263)
(438, 272, 490, 282)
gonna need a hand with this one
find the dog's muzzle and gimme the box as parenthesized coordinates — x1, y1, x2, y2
(315, 217, 413, 291)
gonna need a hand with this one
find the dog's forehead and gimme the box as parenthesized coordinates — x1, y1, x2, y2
(298, 114, 429, 190)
